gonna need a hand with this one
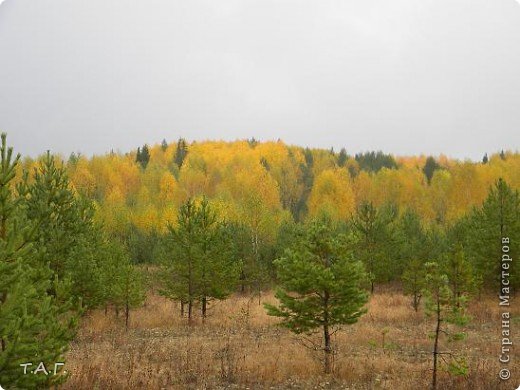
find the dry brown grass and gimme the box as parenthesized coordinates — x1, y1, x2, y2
(62, 289, 518, 389)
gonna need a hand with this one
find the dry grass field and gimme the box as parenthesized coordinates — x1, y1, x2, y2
(62, 288, 518, 390)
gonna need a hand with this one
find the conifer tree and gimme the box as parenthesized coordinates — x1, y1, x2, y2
(136, 146, 141, 165)
(174, 138, 188, 168)
(352, 202, 396, 292)
(159, 199, 199, 322)
(423, 262, 470, 390)
(443, 247, 476, 307)
(140, 144, 151, 168)
(159, 197, 237, 323)
(21, 152, 94, 279)
(337, 147, 348, 167)
(354, 151, 397, 173)
(65, 230, 105, 307)
(467, 178, 519, 289)
(395, 208, 428, 279)
(0, 133, 76, 389)
(161, 138, 168, 151)
(265, 219, 368, 374)
(402, 259, 426, 312)
(196, 200, 239, 319)
(19, 152, 104, 309)
(423, 156, 440, 185)
(113, 261, 146, 330)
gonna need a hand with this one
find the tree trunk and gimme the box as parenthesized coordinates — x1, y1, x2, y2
(188, 299, 193, 324)
(413, 293, 420, 312)
(180, 301, 184, 317)
(323, 288, 332, 374)
(432, 298, 441, 390)
(240, 269, 246, 294)
(323, 322, 332, 374)
(125, 302, 129, 331)
(201, 296, 207, 320)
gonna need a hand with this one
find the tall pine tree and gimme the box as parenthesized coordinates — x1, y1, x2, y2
(0, 134, 76, 389)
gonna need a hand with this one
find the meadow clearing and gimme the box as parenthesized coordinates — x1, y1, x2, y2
(63, 286, 517, 390)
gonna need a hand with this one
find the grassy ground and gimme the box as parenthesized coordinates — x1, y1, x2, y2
(62, 288, 518, 389)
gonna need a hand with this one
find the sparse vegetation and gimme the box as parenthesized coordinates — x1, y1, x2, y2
(61, 288, 517, 389)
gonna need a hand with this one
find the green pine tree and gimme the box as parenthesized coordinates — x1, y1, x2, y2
(395, 208, 428, 279)
(174, 138, 188, 168)
(423, 156, 440, 185)
(161, 138, 168, 151)
(423, 262, 470, 390)
(112, 260, 146, 331)
(196, 200, 239, 319)
(352, 202, 397, 292)
(265, 219, 368, 374)
(0, 133, 76, 389)
(467, 178, 519, 289)
(337, 148, 348, 167)
(20, 152, 94, 279)
(443, 247, 476, 307)
(159, 197, 237, 323)
(402, 259, 426, 312)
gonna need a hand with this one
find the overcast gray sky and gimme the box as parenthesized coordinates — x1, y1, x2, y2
(0, 0, 519, 159)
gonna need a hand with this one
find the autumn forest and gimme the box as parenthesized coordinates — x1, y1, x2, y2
(1, 135, 519, 389)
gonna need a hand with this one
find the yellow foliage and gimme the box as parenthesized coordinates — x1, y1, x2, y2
(158, 172, 177, 205)
(56, 140, 520, 235)
(308, 168, 354, 221)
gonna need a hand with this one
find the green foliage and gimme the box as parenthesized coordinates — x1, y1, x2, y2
(127, 227, 161, 264)
(65, 229, 106, 307)
(225, 222, 271, 294)
(20, 152, 95, 278)
(265, 219, 368, 334)
(443, 247, 476, 305)
(295, 159, 314, 221)
(402, 259, 426, 312)
(161, 138, 168, 152)
(174, 138, 189, 168)
(394, 209, 429, 277)
(159, 197, 239, 320)
(18, 152, 111, 310)
(466, 178, 519, 289)
(423, 156, 441, 185)
(337, 148, 348, 167)
(422, 261, 470, 389)
(423, 262, 468, 324)
(352, 202, 397, 291)
(447, 358, 468, 376)
(354, 151, 397, 173)
(112, 258, 146, 330)
(265, 218, 368, 373)
(136, 144, 151, 169)
(0, 134, 77, 389)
